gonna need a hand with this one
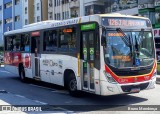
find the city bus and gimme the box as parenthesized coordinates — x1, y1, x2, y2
(4, 14, 157, 97)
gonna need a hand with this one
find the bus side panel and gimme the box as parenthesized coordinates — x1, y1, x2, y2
(4, 52, 20, 75)
(40, 54, 78, 86)
(21, 53, 33, 79)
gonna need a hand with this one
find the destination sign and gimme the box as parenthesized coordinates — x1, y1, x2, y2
(102, 17, 152, 28)
(108, 33, 124, 37)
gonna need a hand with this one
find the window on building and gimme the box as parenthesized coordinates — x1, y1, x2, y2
(15, 15, 20, 22)
(54, 0, 56, 6)
(21, 34, 30, 52)
(59, 27, 77, 52)
(0, 6, 2, 11)
(43, 30, 58, 52)
(55, 14, 57, 20)
(25, 7, 27, 14)
(5, 18, 12, 24)
(49, 0, 52, 7)
(62, 0, 69, 4)
(49, 12, 53, 19)
(15, 0, 20, 5)
(4, 2, 12, 9)
(57, 0, 60, 6)
(37, 3, 40, 10)
(0, 20, 2, 25)
(155, 9, 160, 27)
(25, 19, 28, 25)
(57, 13, 60, 20)
(37, 16, 40, 22)
(62, 12, 65, 19)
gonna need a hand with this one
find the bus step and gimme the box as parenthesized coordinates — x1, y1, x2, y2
(33, 77, 41, 81)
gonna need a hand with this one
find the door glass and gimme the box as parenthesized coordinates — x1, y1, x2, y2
(83, 33, 87, 61)
(89, 32, 94, 61)
(89, 32, 95, 89)
(82, 33, 88, 88)
(82, 32, 95, 90)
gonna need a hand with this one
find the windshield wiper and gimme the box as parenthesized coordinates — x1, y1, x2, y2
(116, 28, 131, 47)
(116, 28, 133, 56)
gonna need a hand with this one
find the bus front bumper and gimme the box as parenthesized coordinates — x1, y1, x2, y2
(100, 77, 156, 96)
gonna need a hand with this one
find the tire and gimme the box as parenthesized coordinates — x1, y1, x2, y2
(19, 66, 26, 82)
(67, 73, 82, 97)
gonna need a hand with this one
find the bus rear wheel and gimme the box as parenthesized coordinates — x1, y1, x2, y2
(19, 67, 26, 82)
(67, 73, 82, 97)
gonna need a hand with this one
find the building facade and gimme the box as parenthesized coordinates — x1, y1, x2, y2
(0, 0, 23, 46)
(23, 0, 48, 25)
(138, 0, 160, 53)
(48, 0, 80, 20)
(80, 0, 138, 16)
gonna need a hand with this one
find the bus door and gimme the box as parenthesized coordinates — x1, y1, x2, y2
(81, 31, 96, 91)
(31, 32, 41, 79)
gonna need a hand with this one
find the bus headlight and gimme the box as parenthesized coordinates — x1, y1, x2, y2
(104, 71, 117, 84)
(152, 69, 157, 80)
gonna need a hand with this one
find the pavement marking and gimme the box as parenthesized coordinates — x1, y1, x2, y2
(51, 90, 69, 95)
(29, 84, 57, 91)
(52, 107, 73, 112)
(29, 84, 69, 95)
(34, 100, 48, 105)
(0, 70, 10, 73)
(15, 94, 26, 98)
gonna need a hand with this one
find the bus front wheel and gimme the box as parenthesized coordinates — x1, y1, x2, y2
(67, 73, 81, 97)
(19, 67, 26, 82)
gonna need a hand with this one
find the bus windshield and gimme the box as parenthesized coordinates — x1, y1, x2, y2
(104, 29, 155, 68)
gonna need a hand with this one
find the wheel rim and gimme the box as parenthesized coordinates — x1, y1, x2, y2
(69, 79, 77, 91)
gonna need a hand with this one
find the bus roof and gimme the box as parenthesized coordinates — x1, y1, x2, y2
(4, 13, 149, 36)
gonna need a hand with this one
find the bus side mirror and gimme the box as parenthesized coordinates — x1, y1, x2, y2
(101, 35, 106, 46)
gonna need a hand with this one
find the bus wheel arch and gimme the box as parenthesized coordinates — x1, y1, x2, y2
(18, 63, 26, 82)
(64, 69, 81, 97)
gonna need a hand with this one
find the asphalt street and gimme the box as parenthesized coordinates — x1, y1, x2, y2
(0, 66, 160, 113)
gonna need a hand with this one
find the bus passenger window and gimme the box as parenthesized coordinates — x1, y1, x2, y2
(21, 34, 30, 52)
(59, 27, 77, 52)
(11, 35, 21, 51)
(5, 37, 13, 51)
(43, 30, 58, 52)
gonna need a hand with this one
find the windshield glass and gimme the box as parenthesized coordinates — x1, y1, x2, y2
(104, 30, 155, 68)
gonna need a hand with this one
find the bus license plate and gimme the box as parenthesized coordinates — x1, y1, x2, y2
(130, 88, 140, 93)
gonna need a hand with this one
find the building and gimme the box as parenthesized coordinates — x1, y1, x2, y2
(23, 0, 48, 25)
(0, 0, 23, 46)
(80, 0, 138, 16)
(138, 0, 160, 54)
(48, 0, 80, 20)
(23, 0, 34, 25)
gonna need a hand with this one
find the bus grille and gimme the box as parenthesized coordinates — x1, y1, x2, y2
(121, 82, 149, 93)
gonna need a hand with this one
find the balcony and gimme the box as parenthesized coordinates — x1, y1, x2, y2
(69, 0, 79, 9)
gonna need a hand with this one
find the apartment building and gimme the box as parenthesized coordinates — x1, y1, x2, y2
(138, 0, 160, 57)
(48, 0, 80, 20)
(23, 0, 48, 25)
(80, 0, 138, 16)
(0, 0, 23, 46)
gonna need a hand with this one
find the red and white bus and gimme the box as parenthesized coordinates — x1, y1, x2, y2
(4, 14, 157, 96)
